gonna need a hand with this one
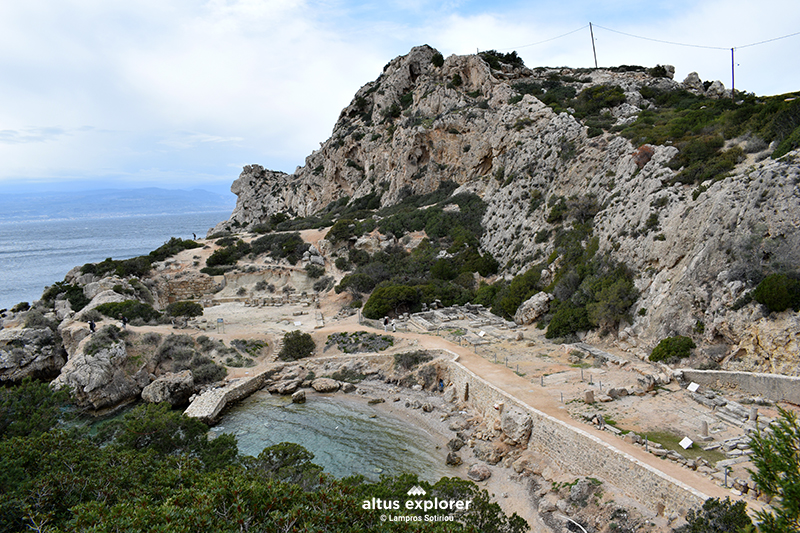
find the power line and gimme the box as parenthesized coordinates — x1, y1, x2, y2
(593, 23, 800, 51)
(495, 25, 589, 52)
(737, 30, 800, 49)
(592, 24, 728, 50)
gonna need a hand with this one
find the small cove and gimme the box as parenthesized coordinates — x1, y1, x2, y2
(214, 390, 454, 482)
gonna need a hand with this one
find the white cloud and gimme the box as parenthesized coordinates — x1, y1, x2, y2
(0, 0, 798, 189)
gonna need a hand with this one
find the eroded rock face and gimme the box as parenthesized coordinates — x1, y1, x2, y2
(0, 327, 66, 383)
(141, 370, 195, 406)
(52, 340, 140, 410)
(208, 45, 800, 366)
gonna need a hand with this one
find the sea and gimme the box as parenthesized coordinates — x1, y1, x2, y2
(0, 211, 230, 311)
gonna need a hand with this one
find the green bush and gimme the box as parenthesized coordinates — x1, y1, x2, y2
(11, 302, 30, 313)
(362, 284, 420, 319)
(649, 335, 696, 362)
(752, 273, 800, 312)
(394, 350, 433, 370)
(545, 302, 590, 339)
(431, 52, 444, 67)
(675, 497, 752, 533)
(277, 330, 316, 361)
(166, 301, 204, 317)
(95, 300, 161, 322)
(85, 325, 122, 355)
(305, 264, 325, 279)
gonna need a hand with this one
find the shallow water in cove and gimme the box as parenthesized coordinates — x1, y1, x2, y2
(214, 391, 453, 482)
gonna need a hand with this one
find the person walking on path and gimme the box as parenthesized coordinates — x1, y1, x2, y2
(383, 317, 389, 331)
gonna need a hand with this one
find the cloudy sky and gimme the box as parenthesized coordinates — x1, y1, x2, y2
(1, 0, 798, 197)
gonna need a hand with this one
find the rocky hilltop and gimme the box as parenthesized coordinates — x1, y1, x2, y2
(211, 45, 800, 373)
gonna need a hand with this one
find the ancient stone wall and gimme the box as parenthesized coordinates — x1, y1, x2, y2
(440, 351, 707, 517)
(680, 369, 800, 404)
(165, 275, 219, 303)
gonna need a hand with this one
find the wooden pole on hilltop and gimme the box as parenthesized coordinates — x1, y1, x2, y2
(731, 48, 736, 99)
(590, 22, 598, 68)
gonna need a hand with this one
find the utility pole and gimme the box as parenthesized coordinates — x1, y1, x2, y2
(590, 22, 598, 68)
(731, 48, 736, 100)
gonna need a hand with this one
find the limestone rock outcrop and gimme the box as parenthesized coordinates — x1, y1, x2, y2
(52, 340, 140, 410)
(203, 45, 799, 371)
(141, 370, 195, 406)
(0, 327, 66, 382)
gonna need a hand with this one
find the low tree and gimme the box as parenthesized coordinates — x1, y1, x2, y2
(749, 406, 800, 532)
(277, 330, 316, 361)
(675, 497, 752, 533)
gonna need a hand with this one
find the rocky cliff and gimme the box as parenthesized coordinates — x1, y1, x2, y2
(211, 45, 800, 373)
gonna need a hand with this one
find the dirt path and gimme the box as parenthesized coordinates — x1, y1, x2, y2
(312, 318, 753, 508)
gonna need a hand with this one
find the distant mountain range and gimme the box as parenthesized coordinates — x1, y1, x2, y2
(0, 188, 235, 221)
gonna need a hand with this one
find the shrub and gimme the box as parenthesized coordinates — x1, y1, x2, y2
(545, 303, 590, 339)
(334, 257, 351, 271)
(11, 302, 30, 313)
(394, 350, 433, 370)
(752, 273, 800, 312)
(649, 335, 696, 362)
(95, 300, 161, 322)
(362, 284, 420, 319)
(313, 276, 333, 292)
(156, 334, 196, 363)
(431, 52, 444, 67)
(166, 301, 204, 317)
(277, 330, 316, 361)
(85, 325, 122, 355)
(189, 355, 227, 384)
(305, 264, 325, 279)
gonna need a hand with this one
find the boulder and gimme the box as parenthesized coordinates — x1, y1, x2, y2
(569, 478, 596, 503)
(141, 370, 195, 406)
(607, 387, 628, 399)
(292, 390, 306, 403)
(473, 440, 503, 465)
(514, 292, 552, 325)
(467, 463, 492, 481)
(682, 72, 703, 92)
(447, 437, 465, 451)
(311, 377, 340, 393)
(445, 452, 462, 466)
(706, 80, 727, 99)
(512, 450, 539, 475)
(500, 406, 532, 445)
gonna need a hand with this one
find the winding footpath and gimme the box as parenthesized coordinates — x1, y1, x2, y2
(313, 317, 758, 510)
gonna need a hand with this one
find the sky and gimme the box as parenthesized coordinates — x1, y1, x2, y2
(1, 0, 798, 197)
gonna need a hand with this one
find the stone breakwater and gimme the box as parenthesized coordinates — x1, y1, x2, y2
(438, 350, 707, 518)
(184, 370, 274, 423)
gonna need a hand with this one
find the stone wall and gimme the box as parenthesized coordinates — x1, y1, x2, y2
(680, 369, 800, 404)
(439, 350, 707, 517)
(166, 275, 219, 303)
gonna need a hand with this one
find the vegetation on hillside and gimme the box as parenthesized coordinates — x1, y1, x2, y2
(80, 237, 201, 279)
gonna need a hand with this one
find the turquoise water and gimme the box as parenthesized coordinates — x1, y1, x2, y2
(214, 391, 453, 482)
